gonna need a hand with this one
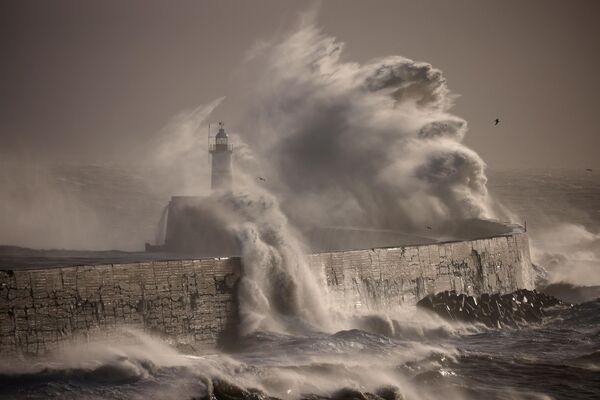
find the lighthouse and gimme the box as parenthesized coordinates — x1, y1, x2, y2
(209, 121, 233, 190)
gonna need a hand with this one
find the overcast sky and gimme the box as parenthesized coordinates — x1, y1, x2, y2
(1, 0, 599, 168)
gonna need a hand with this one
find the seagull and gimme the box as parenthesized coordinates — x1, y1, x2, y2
(494, 118, 500, 126)
(257, 177, 266, 181)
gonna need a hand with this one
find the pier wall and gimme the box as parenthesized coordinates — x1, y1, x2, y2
(0, 233, 533, 356)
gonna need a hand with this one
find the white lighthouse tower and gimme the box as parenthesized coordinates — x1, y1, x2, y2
(209, 121, 233, 190)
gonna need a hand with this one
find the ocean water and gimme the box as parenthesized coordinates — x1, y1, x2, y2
(0, 302, 598, 400)
(0, 167, 599, 400)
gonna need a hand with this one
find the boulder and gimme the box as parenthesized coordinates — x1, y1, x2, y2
(416, 289, 564, 328)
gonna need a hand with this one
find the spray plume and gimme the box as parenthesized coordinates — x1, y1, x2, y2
(234, 15, 496, 235)
(186, 13, 506, 336)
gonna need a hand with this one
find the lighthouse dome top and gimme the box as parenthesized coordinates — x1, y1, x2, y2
(216, 122, 228, 139)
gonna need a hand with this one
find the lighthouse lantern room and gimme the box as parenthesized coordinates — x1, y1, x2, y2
(208, 121, 233, 190)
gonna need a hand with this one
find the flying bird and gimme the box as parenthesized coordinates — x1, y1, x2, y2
(257, 177, 266, 181)
(426, 226, 432, 230)
(586, 168, 593, 172)
(494, 118, 500, 126)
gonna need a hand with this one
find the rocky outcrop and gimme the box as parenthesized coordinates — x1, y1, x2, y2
(416, 289, 565, 328)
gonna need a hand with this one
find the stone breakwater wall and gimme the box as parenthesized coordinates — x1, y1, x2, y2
(0, 233, 533, 356)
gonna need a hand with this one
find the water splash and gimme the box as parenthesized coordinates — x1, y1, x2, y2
(234, 13, 498, 235)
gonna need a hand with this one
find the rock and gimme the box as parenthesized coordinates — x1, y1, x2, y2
(416, 289, 564, 329)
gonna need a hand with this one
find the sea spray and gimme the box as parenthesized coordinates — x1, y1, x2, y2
(209, 184, 485, 341)
(206, 16, 502, 336)
(233, 13, 502, 235)
(210, 187, 332, 335)
(530, 222, 600, 287)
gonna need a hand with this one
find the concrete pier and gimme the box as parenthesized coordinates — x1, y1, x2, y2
(0, 233, 533, 356)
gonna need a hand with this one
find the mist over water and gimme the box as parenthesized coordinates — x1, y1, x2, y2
(488, 169, 600, 297)
(0, 157, 161, 251)
(531, 223, 600, 286)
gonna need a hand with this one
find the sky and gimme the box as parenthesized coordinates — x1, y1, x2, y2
(1, 0, 599, 169)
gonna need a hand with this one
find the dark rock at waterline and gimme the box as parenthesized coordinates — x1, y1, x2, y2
(416, 289, 567, 328)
